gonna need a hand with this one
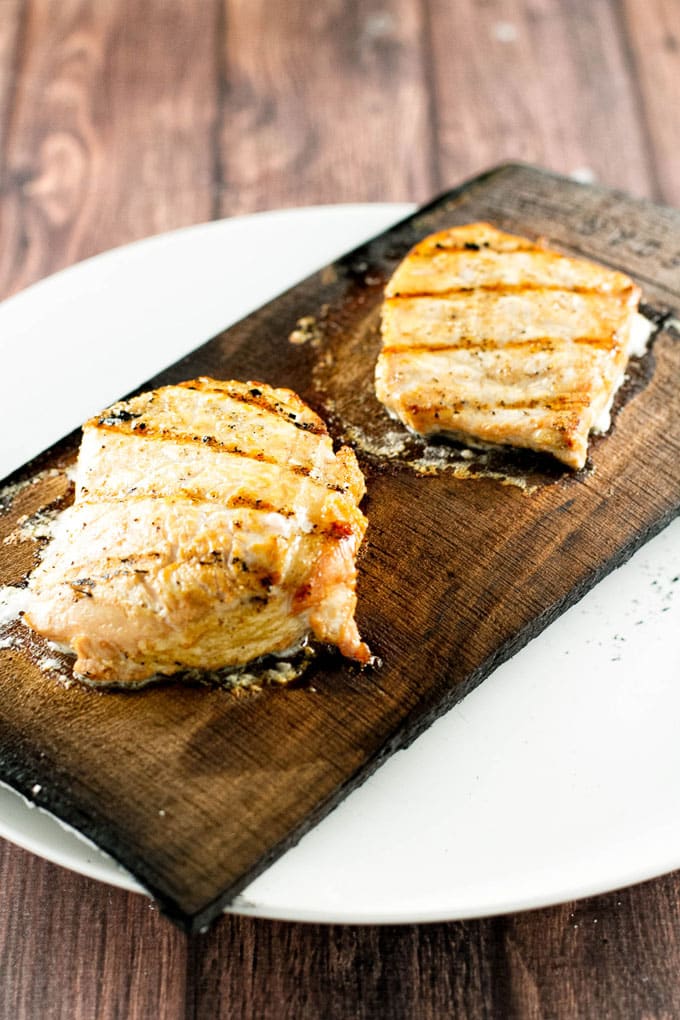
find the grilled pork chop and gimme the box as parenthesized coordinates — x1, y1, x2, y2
(375, 223, 642, 469)
(24, 378, 370, 684)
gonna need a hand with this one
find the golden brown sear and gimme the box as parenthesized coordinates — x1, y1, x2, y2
(24, 378, 370, 684)
(375, 223, 642, 469)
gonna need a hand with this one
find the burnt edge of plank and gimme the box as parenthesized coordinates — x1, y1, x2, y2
(2, 163, 680, 931)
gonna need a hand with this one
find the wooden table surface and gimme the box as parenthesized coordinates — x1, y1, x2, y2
(1, 2, 679, 1017)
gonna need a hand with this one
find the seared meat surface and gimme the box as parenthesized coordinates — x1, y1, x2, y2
(375, 223, 642, 469)
(25, 378, 370, 684)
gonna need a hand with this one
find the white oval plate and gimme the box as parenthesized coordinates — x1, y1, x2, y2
(1, 205, 679, 924)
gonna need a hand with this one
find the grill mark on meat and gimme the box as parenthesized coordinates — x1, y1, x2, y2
(227, 493, 296, 515)
(176, 379, 326, 435)
(408, 394, 588, 414)
(381, 335, 616, 355)
(437, 240, 527, 249)
(387, 284, 634, 299)
(59, 515, 352, 581)
(89, 422, 346, 490)
(416, 240, 532, 253)
(395, 248, 629, 270)
(79, 491, 302, 516)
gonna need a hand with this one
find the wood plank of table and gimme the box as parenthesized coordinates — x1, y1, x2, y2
(0, 0, 219, 299)
(0, 844, 187, 1020)
(623, 0, 680, 206)
(216, 0, 435, 213)
(500, 876, 680, 1019)
(192, 877, 680, 1019)
(4, 840, 680, 1019)
(428, 0, 656, 200)
(0, 1, 23, 149)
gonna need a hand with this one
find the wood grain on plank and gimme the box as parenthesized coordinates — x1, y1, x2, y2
(217, 0, 433, 213)
(623, 0, 680, 206)
(427, 0, 655, 200)
(0, 0, 218, 300)
(0, 841, 187, 1020)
